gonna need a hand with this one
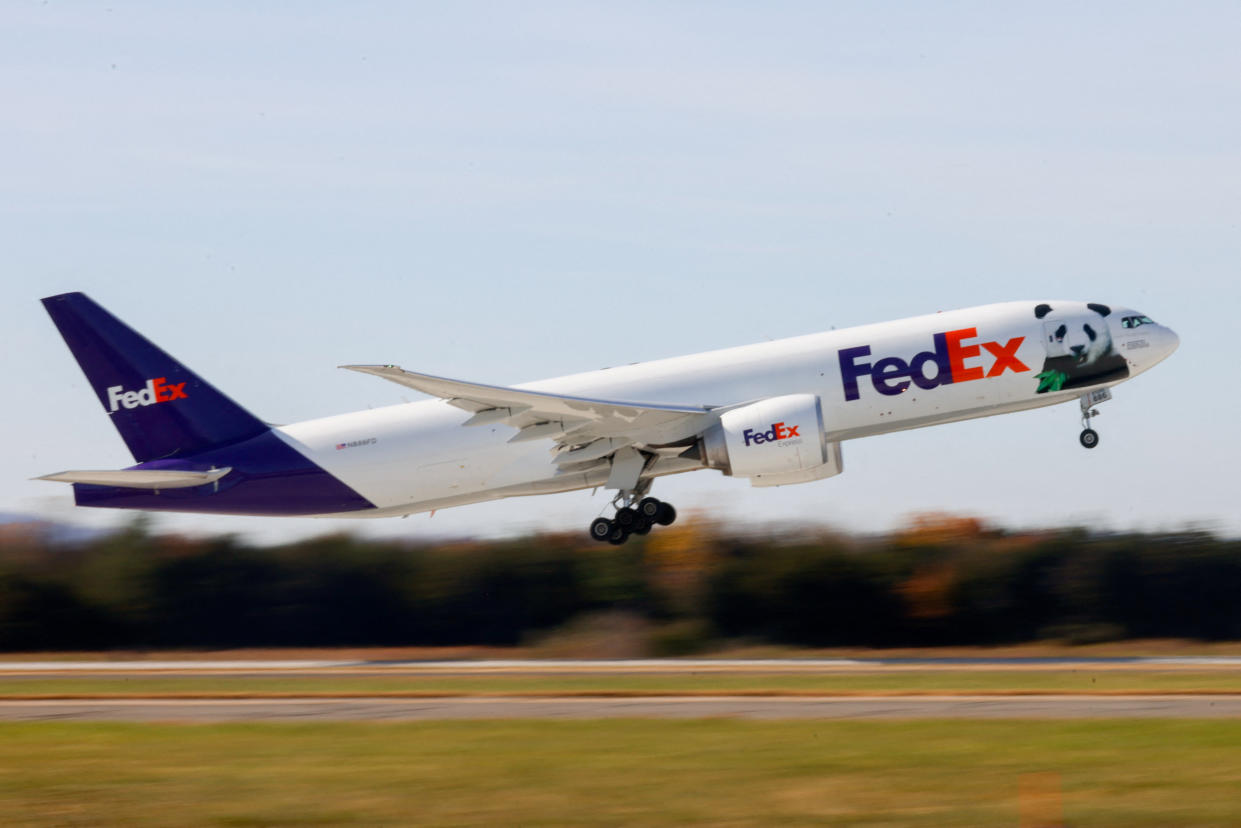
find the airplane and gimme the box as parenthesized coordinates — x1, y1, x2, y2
(38, 293, 1178, 544)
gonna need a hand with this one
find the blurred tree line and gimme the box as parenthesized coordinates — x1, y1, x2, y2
(0, 513, 1238, 651)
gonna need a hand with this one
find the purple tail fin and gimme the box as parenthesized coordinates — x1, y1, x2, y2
(42, 292, 268, 463)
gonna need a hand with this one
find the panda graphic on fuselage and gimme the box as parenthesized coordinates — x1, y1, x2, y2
(1033, 302, 1130, 393)
(1052, 317, 1110, 365)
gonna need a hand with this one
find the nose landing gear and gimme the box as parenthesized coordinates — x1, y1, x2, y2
(589, 494, 677, 545)
(1078, 389, 1111, 449)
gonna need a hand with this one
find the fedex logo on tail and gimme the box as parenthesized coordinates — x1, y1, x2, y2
(839, 327, 1029, 401)
(106, 377, 188, 412)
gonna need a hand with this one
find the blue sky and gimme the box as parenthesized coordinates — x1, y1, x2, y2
(3, 2, 1238, 542)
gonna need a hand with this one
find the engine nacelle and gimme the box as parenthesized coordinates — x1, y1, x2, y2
(700, 393, 843, 487)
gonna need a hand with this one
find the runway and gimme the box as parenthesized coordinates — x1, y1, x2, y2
(5, 694, 1241, 721)
(4, 658, 1239, 720)
(3, 656, 1241, 674)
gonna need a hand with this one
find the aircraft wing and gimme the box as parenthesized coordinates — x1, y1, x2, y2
(342, 364, 713, 461)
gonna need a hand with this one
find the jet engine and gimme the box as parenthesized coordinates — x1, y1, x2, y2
(699, 393, 843, 487)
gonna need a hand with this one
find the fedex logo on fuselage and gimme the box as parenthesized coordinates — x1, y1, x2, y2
(839, 327, 1029, 402)
(106, 377, 188, 412)
(743, 421, 801, 446)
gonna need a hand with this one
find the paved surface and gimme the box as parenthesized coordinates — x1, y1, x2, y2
(0, 660, 358, 672)
(4, 657, 1241, 674)
(5, 694, 1241, 721)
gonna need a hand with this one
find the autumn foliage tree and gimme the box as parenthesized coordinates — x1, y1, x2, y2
(0, 515, 1238, 650)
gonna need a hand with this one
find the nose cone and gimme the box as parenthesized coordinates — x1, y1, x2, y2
(1164, 326, 1180, 355)
(1146, 324, 1180, 369)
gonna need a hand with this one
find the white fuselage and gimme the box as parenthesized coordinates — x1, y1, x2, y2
(275, 301, 1178, 517)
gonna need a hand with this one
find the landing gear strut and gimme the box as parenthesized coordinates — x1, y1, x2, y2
(1079, 390, 1109, 450)
(588, 493, 677, 545)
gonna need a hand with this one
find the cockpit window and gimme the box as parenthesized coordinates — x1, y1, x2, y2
(1121, 315, 1156, 329)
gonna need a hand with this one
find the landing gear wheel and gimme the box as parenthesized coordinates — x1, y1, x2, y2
(637, 497, 662, 520)
(1079, 428, 1099, 449)
(614, 507, 639, 530)
(594, 492, 673, 545)
(589, 517, 614, 542)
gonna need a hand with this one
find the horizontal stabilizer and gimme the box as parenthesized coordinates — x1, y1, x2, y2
(37, 468, 232, 490)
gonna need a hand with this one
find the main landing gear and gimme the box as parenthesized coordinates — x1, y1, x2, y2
(589, 496, 677, 545)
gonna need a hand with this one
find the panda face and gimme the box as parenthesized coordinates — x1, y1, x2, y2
(1051, 320, 1113, 366)
(1033, 302, 1129, 393)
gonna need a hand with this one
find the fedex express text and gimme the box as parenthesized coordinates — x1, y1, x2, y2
(839, 327, 1029, 401)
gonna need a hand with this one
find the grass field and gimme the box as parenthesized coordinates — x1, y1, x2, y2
(0, 719, 1239, 825)
(2, 668, 1241, 697)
